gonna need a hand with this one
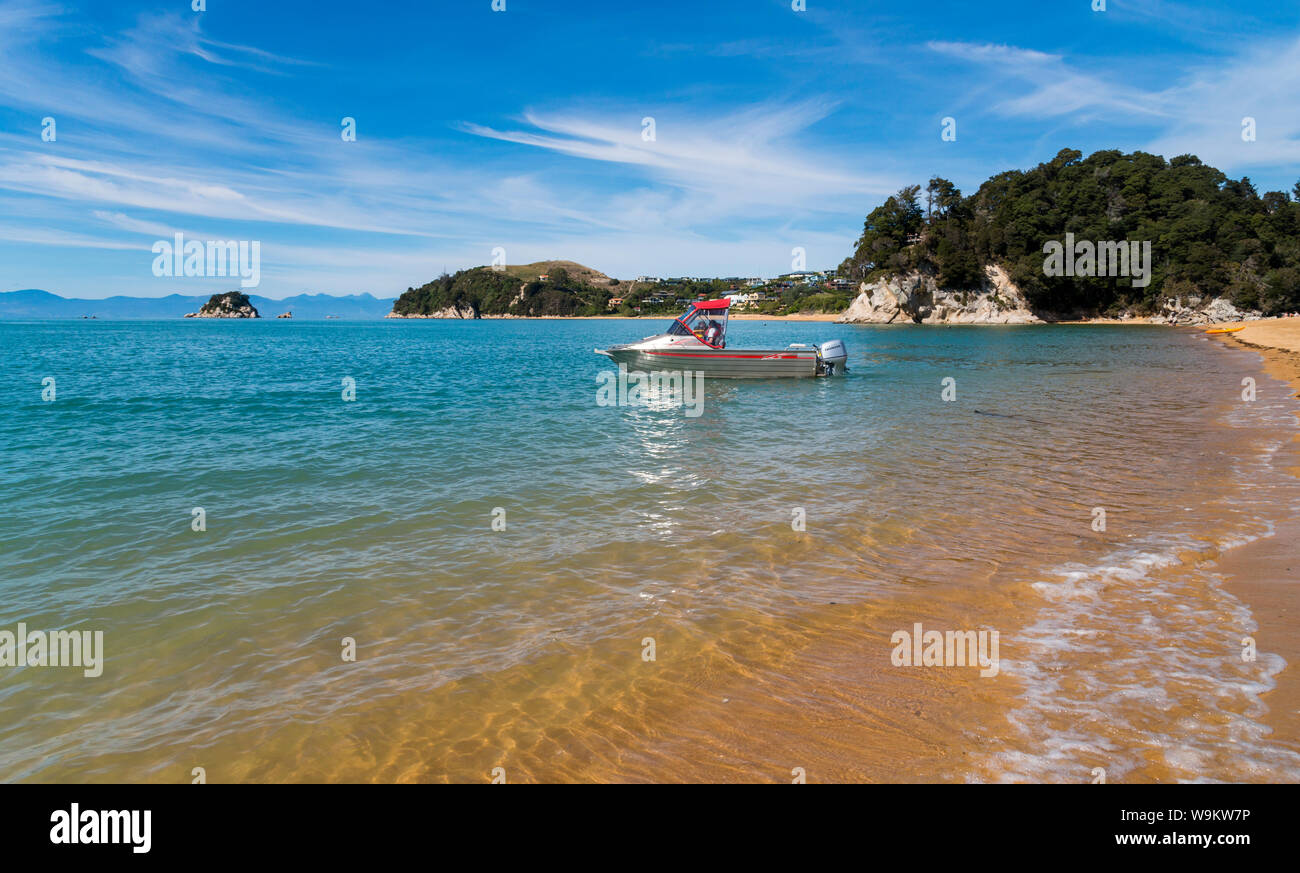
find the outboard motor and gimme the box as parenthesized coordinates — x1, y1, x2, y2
(816, 339, 848, 375)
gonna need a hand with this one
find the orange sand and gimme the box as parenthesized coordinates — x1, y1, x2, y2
(1210, 318, 1300, 758)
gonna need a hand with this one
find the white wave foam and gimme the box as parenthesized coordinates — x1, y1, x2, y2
(972, 529, 1300, 783)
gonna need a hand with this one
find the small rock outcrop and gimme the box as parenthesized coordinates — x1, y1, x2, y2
(385, 303, 478, 319)
(276, 311, 292, 319)
(1148, 295, 1261, 325)
(839, 266, 1040, 324)
(185, 292, 260, 318)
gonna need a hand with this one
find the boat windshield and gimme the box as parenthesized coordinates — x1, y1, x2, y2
(666, 314, 694, 337)
(667, 304, 728, 347)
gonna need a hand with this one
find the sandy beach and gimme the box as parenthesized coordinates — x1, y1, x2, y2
(1222, 318, 1300, 360)
(1210, 319, 1300, 762)
(730, 312, 844, 322)
(1210, 317, 1300, 418)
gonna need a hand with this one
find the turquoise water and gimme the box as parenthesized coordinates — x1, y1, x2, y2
(2, 319, 1299, 782)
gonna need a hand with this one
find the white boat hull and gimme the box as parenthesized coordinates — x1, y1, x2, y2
(598, 345, 819, 378)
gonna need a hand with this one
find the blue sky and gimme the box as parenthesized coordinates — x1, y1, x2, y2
(1, 0, 1297, 299)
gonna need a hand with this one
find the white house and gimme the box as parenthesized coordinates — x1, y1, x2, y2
(725, 292, 767, 309)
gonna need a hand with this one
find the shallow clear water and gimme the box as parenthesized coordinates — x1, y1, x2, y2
(1, 319, 1298, 782)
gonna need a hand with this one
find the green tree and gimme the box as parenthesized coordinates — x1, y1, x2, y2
(838, 148, 1300, 316)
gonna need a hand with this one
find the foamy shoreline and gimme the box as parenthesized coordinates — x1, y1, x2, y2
(1209, 318, 1300, 764)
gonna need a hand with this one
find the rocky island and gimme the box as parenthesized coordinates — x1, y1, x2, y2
(185, 292, 260, 318)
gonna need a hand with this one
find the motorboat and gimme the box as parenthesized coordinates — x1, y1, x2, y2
(595, 298, 847, 378)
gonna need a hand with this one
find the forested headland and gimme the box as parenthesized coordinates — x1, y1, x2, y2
(390, 149, 1300, 319)
(839, 148, 1300, 316)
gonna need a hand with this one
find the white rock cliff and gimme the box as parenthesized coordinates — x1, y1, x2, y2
(839, 266, 1040, 324)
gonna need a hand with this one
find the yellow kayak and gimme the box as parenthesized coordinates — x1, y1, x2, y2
(1205, 326, 1245, 334)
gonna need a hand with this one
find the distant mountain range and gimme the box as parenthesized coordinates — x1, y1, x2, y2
(0, 289, 396, 319)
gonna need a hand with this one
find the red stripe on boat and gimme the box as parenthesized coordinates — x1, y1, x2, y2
(641, 351, 807, 360)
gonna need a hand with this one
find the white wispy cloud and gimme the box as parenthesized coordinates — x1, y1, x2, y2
(461, 100, 899, 220)
(926, 42, 1059, 67)
(926, 41, 1174, 119)
(1145, 38, 1300, 170)
(0, 223, 143, 250)
(0, 1, 902, 296)
(927, 36, 1300, 175)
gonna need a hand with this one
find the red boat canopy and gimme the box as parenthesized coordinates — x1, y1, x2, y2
(691, 298, 732, 311)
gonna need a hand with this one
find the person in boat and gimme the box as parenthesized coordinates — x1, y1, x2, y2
(689, 312, 709, 337)
(703, 318, 723, 347)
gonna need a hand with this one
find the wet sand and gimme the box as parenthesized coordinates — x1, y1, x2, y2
(1214, 522, 1300, 760)
(1210, 319, 1300, 767)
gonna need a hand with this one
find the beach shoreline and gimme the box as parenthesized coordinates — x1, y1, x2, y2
(1209, 318, 1300, 763)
